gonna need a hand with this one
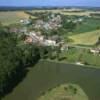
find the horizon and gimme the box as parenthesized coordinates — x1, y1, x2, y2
(0, 0, 100, 7)
(0, 5, 100, 8)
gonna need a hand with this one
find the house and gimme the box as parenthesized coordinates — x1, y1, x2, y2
(61, 44, 69, 51)
(24, 31, 44, 44)
(36, 20, 44, 25)
(9, 27, 19, 33)
(67, 20, 71, 22)
(20, 20, 24, 23)
(20, 19, 31, 25)
(43, 23, 50, 30)
(43, 40, 56, 46)
(90, 48, 100, 54)
(34, 20, 44, 29)
(78, 18, 83, 22)
(25, 31, 57, 46)
(25, 36, 33, 44)
(29, 31, 43, 42)
(76, 62, 84, 66)
(19, 27, 27, 34)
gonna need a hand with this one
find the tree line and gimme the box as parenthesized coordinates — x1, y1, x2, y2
(0, 26, 40, 99)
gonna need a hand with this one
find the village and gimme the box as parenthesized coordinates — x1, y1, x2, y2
(10, 12, 100, 66)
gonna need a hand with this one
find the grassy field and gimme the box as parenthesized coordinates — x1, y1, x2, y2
(73, 18, 100, 33)
(62, 16, 100, 45)
(38, 84, 88, 100)
(69, 30, 100, 45)
(0, 11, 35, 25)
(47, 47, 100, 68)
(60, 48, 100, 68)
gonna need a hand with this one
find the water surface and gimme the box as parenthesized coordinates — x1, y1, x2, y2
(3, 61, 100, 100)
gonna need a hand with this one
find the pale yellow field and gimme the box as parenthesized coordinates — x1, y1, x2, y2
(32, 9, 100, 16)
(16, 11, 36, 18)
(0, 11, 33, 25)
(61, 12, 90, 16)
(61, 10, 100, 16)
(69, 30, 100, 45)
(16, 11, 30, 18)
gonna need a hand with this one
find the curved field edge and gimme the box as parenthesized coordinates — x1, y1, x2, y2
(42, 59, 100, 69)
(37, 84, 89, 100)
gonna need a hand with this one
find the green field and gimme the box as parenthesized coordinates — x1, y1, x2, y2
(73, 18, 100, 33)
(38, 84, 88, 100)
(62, 17, 100, 45)
(47, 47, 100, 68)
(69, 30, 100, 45)
(61, 48, 100, 68)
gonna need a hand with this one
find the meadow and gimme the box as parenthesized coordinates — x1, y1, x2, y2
(59, 48, 100, 68)
(73, 18, 100, 33)
(69, 29, 100, 45)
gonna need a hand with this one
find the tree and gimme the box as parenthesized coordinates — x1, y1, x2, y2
(95, 36, 100, 46)
(46, 46, 53, 59)
(39, 46, 45, 59)
(0, 21, 2, 27)
(56, 45, 61, 60)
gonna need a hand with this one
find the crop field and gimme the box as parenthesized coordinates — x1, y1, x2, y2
(61, 11, 100, 16)
(69, 30, 100, 45)
(31, 9, 100, 16)
(0, 11, 32, 25)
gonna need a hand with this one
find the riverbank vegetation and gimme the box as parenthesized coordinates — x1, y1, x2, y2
(42, 47, 100, 68)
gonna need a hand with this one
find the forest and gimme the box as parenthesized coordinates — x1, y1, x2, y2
(0, 25, 40, 98)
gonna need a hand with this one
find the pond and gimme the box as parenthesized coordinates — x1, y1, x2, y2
(2, 61, 100, 100)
